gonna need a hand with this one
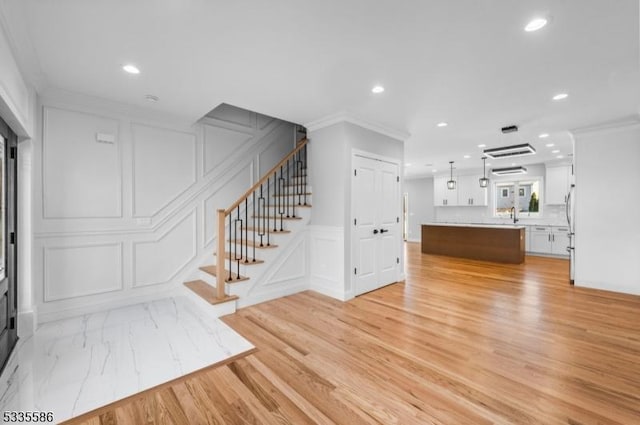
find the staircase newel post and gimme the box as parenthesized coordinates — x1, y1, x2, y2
(216, 209, 226, 300)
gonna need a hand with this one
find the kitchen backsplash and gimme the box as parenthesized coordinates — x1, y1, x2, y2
(434, 204, 568, 226)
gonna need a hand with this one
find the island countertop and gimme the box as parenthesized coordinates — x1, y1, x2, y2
(421, 223, 525, 264)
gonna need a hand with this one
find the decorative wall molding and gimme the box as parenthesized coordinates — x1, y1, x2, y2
(132, 210, 197, 288)
(570, 115, 640, 136)
(42, 106, 123, 219)
(131, 123, 198, 217)
(43, 242, 123, 302)
(308, 225, 347, 301)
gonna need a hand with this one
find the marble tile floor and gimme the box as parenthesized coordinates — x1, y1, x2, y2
(0, 296, 254, 423)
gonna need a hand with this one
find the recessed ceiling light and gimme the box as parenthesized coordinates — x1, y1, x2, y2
(538, 133, 549, 138)
(463, 155, 470, 159)
(432, 169, 437, 173)
(545, 143, 555, 147)
(552, 149, 560, 154)
(557, 155, 564, 159)
(145, 94, 159, 102)
(553, 93, 569, 101)
(486, 163, 491, 166)
(371, 85, 385, 94)
(525, 18, 548, 32)
(122, 64, 140, 74)
(437, 122, 448, 127)
(405, 163, 412, 167)
(511, 163, 517, 166)
(477, 144, 486, 148)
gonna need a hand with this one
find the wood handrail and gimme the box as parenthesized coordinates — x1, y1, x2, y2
(224, 138, 308, 215)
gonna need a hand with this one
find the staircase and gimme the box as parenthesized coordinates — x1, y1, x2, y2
(184, 138, 310, 315)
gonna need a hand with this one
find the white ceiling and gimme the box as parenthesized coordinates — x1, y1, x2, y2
(2, 0, 638, 177)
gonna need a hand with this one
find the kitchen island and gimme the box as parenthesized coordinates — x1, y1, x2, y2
(421, 223, 525, 264)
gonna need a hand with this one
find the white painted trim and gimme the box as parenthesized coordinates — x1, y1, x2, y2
(131, 122, 198, 218)
(17, 310, 35, 338)
(131, 209, 198, 287)
(308, 225, 346, 301)
(41, 106, 124, 219)
(305, 111, 410, 142)
(569, 115, 640, 136)
(43, 242, 124, 302)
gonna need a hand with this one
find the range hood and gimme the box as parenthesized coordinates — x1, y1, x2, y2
(491, 166, 528, 176)
(484, 143, 536, 159)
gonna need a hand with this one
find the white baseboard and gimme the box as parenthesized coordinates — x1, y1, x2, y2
(18, 310, 35, 338)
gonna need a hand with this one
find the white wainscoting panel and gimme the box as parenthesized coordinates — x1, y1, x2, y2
(203, 163, 252, 246)
(132, 124, 197, 217)
(264, 238, 306, 286)
(309, 226, 347, 301)
(203, 124, 253, 176)
(42, 107, 121, 218)
(44, 243, 123, 302)
(133, 211, 197, 287)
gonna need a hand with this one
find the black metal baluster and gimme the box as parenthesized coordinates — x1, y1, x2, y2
(267, 177, 271, 246)
(278, 168, 285, 231)
(286, 160, 291, 218)
(252, 191, 256, 261)
(303, 144, 308, 206)
(259, 184, 265, 247)
(244, 200, 248, 264)
(235, 205, 242, 278)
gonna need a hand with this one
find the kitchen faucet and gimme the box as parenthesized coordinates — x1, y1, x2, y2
(510, 206, 519, 224)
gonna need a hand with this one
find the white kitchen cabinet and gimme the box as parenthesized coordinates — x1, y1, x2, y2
(551, 226, 570, 256)
(433, 176, 458, 206)
(546, 165, 572, 205)
(457, 175, 488, 206)
(529, 226, 553, 253)
(528, 225, 570, 256)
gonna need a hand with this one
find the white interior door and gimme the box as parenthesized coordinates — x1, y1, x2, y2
(353, 155, 400, 296)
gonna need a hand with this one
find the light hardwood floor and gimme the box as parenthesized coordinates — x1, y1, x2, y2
(65, 243, 640, 424)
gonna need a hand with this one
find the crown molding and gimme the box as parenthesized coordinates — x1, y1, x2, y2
(305, 111, 410, 142)
(570, 115, 640, 136)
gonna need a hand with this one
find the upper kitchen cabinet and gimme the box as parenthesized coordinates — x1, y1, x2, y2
(434, 176, 458, 206)
(545, 165, 572, 205)
(457, 175, 488, 206)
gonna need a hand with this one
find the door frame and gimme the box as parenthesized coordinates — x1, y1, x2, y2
(0, 117, 18, 375)
(350, 149, 402, 298)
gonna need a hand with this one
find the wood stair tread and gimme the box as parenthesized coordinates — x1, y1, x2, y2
(244, 227, 291, 234)
(215, 252, 265, 264)
(184, 280, 239, 305)
(264, 204, 312, 208)
(252, 215, 303, 220)
(272, 193, 312, 197)
(228, 240, 279, 248)
(199, 266, 250, 283)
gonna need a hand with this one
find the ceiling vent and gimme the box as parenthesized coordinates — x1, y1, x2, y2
(491, 166, 528, 176)
(483, 143, 536, 159)
(501, 125, 518, 133)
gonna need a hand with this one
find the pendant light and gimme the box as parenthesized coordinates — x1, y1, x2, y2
(447, 161, 456, 190)
(479, 156, 489, 188)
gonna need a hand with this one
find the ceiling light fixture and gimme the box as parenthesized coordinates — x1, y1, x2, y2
(371, 85, 385, 94)
(437, 122, 448, 127)
(463, 155, 471, 159)
(525, 18, 548, 32)
(432, 169, 437, 173)
(122, 64, 140, 74)
(557, 155, 564, 159)
(492, 166, 528, 176)
(479, 157, 489, 188)
(405, 163, 412, 167)
(447, 161, 456, 190)
(539, 133, 549, 138)
(477, 144, 486, 148)
(545, 143, 555, 147)
(552, 149, 560, 153)
(553, 93, 569, 101)
(484, 143, 536, 159)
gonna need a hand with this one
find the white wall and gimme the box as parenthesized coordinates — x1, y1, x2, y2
(33, 92, 296, 322)
(404, 177, 434, 242)
(308, 120, 404, 301)
(0, 18, 35, 138)
(572, 120, 640, 295)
